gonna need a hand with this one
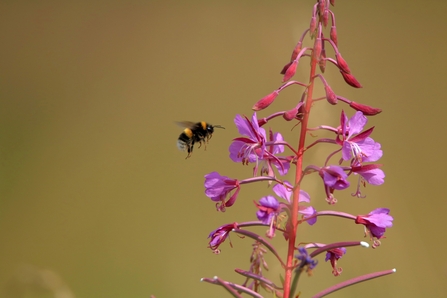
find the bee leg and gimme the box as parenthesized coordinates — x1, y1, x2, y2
(185, 141, 194, 159)
(204, 135, 212, 151)
(197, 138, 204, 149)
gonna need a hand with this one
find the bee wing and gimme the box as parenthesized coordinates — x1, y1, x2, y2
(175, 121, 197, 129)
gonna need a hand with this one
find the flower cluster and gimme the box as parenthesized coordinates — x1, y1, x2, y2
(200, 1, 395, 297)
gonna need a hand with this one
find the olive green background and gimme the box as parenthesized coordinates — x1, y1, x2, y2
(1, 1, 446, 297)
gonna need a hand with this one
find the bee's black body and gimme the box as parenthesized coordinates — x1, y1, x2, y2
(176, 121, 224, 158)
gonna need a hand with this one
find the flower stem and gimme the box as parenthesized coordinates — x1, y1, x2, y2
(312, 269, 396, 297)
(283, 26, 320, 298)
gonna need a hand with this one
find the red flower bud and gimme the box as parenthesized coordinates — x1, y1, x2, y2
(280, 61, 292, 75)
(283, 102, 304, 121)
(340, 70, 362, 88)
(252, 91, 279, 111)
(350, 101, 382, 115)
(322, 9, 329, 27)
(290, 41, 302, 61)
(330, 26, 338, 46)
(319, 48, 327, 73)
(336, 53, 351, 74)
(324, 85, 337, 105)
(318, 1, 326, 16)
(330, 0, 335, 6)
(309, 16, 317, 37)
(283, 60, 298, 82)
(313, 38, 322, 62)
(283, 107, 298, 121)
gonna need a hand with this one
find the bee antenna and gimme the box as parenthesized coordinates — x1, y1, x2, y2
(213, 125, 225, 129)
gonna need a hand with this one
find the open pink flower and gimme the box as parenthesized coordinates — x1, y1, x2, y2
(204, 172, 240, 212)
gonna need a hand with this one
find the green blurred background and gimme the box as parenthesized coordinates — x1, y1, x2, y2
(1, 1, 446, 297)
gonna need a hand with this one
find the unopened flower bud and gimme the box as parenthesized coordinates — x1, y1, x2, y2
(336, 53, 351, 74)
(283, 107, 298, 121)
(319, 48, 327, 73)
(283, 60, 298, 82)
(340, 70, 362, 88)
(313, 38, 322, 62)
(330, 26, 338, 46)
(322, 9, 329, 27)
(290, 41, 302, 61)
(280, 61, 292, 75)
(283, 102, 304, 121)
(309, 16, 317, 37)
(252, 91, 279, 111)
(318, 1, 326, 17)
(325, 85, 337, 105)
(350, 101, 382, 115)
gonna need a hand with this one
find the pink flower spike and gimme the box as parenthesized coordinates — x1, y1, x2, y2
(350, 101, 382, 116)
(252, 91, 279, 111)
(330, 0, 335, 6)
(283, 60, 298, 82)
(340, 70, 362, 88)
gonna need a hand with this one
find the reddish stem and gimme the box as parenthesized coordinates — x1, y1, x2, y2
(283, 27, 320, 298)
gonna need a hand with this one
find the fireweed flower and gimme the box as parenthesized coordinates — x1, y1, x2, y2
(355, 208, 393, 246)
(230, 113, 289, 176)
(204, 172, 240, 212)
(271, 182, 317, 225)
(208, 223, 239, 252)
(296, 247, 318, 274)
(320, 165, 350, 190)
(229, 113, 267, 164)
(255, 195, 280, 238)
(351, 164, 385, 186)
(350, 163, 385, 197)
(254, 182, 316, 239)
(259, 130, 291, 176)
(337, 110, 382, 165)
(255, 196, 280, 225)
(325, 247, 346, 276)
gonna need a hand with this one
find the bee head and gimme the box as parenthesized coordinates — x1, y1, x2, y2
(209, 124, 225, 133)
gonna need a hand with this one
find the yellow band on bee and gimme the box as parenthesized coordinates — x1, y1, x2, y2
(184, 128, 193, 137)
(201, 121, 207, 130)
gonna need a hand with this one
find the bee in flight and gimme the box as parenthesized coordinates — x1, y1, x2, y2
(176, 121, 225, 159)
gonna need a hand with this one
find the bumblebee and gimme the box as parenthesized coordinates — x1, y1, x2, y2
(176, 121, 225, 158)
